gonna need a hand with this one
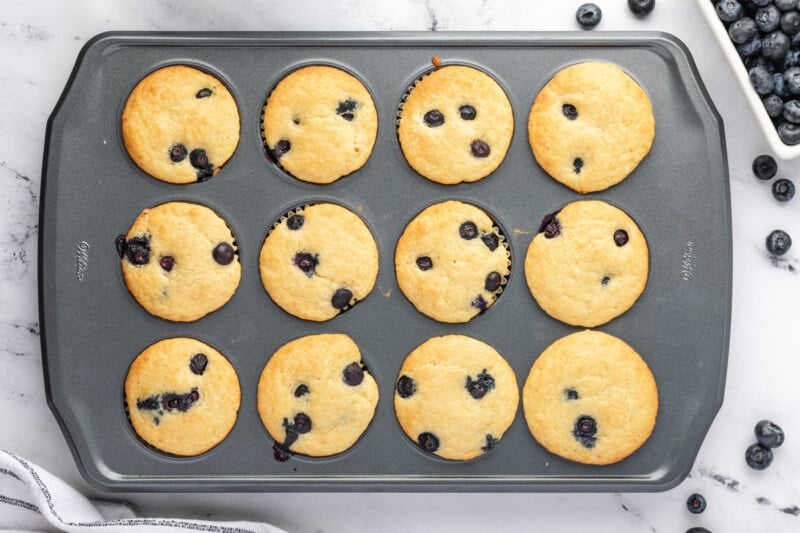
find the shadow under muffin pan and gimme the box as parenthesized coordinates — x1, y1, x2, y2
(40, 32, 731, 492)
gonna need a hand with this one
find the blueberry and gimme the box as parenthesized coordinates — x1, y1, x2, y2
(716, 0, 743, 22)
(416, 256, 433, 270)
(773, 72, 788, 98)
(614, 229, 629, 246)
(336, 98, 358, 121)
(573, 415, 598, 448)
(331, 288, 353, 309)
(286, 214, 304, 230)
(778, 120, 800, 143)
(687, 493, 707, 514)
(755, 419, 785, 448)
(481, 233, 499, 251)
(751, 0, 771, 8)
(293, 252, 318, 276)
(161, 389, 199, 412)
(190, 353, 208, 375)
(601, 275, 611, 285)
(396, 375, 416, 398)
(292, 412, 312, 434)
(764, 94, 785, 118)
(746, 54, 775, 73)
(773, 178, 796, 201)
(459, 221, 478, 240)
(786, 66, 800, 93)
(465, 369, 495, 399)
(343, 362, 365, 386)
(737, 37, 763, 57)
(158, 255, 175, 272)
(471, 139, 491, 158)
(755, 5, 781, 32)
(573, 157, 584, 174)
(481, 434, 499, 452)
(293, 384, 309, 397)
(417, 432, 440, 453)
(122, 236, 150, 266)
(269, 139, 291, 161)
(169, 143, 187, 162)
(628, 0, 655, 17)
(766, 229, 792, 255)
(685, 528, 712, 533)
(562, 103, 578, 120)
(538, 210, 562, 238)
(750, 65, 776, 94)
(781, 10, 800, 34)
(471, 294, 489, 312)
(776, 0, 799, 11)
(565, 388, 579, 400)
(195, 88, 212, 98)
(745, 442, 774, 469)
(729, 17, 759, 43)
(485, 271, 502, 292)
(459, 104, 477, 120)
(762, 31, 791, 61)
(189, 148, 209, 169)
(423, 109, 445, 127)
(753, 154, 778, 180)
(576, 3, 602, 28)
(196, 166, 213, 181)
(792, 30, 800, 46)
(784, 49, 800, 70)
(784, 99, 800, 123)
(212, 242, 235, 265)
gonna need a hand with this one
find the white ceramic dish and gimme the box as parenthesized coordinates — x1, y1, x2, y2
(697, 0, 800, 159)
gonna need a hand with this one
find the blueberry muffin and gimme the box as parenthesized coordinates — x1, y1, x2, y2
(524, 200, 648, 327)
(261, 65, 378, 184)
(528, 61, 655, 193)
(122, 65, 240, 184)
(124, 337, 241, 456)
(522, 330, 658, 465)
(395, 200, 510, 323)
(394, 335, 519, 460)
(259, 203, 378, 322)
(257, 334, 379, 457)
(397, 64, 514, 185)
(116, 201, 241, 322)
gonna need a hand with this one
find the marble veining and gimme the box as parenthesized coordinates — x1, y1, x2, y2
(0, 1, 798, 531)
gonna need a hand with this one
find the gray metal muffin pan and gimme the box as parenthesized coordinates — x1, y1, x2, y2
(39, 32, 731, 492)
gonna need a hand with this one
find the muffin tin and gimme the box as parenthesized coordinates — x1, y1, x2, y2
(39, 32, 731, 491)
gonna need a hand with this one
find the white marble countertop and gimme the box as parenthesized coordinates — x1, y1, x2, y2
(1, 0, 799, 531)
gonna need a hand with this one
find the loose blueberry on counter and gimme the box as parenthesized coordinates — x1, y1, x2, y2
(730, 17, 759, 43)
(343, 362, 365, 386)
(286, 214, 305, 230)
(213, 242, 235, 265)
(471, 139, 491, 158)
(755, 419, 785, 448)
(772, 178, 795, 201)
(417, 432, 440, 453)
(416, 256, 433, 271)
(687, 493, 707, 514)
(294, 384, 309, 397)
(538, 211, 562, 239)
(766, 228, 792, 255)
(573, 415, 598, 448)
(169, 143, 187, 162)
(293, 252, 318, 277)
(190, 353, 208, 375)
(331, 288, 353, 310)
(752, 154, 778, 180)
(396, 375, 416, 398)
(423, 109, 445, 127)
(459, 104, 477, 120)
(628, 0, 655, 17)
(562, 103, 578, 120)
(465, 369, 495, 399)
(755, 5, 781, 33)
(576, 3, 602, 28)
(745, 442, 774, 469)
(716, 0, 743, 23)
(751, 65, 776, 94)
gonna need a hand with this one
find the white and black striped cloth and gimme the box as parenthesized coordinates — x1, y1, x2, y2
(0, 451, 286, 533)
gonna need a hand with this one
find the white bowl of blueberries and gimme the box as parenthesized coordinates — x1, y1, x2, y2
(700, 0, 800, 158)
